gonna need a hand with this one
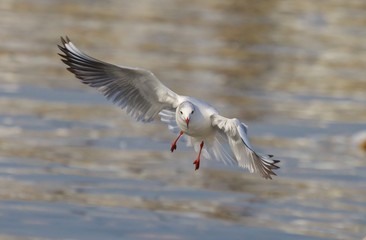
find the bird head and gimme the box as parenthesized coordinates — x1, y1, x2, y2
(178, 101, 195, 128)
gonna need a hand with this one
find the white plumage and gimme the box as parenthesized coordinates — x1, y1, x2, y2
(58, 36, 280, 179)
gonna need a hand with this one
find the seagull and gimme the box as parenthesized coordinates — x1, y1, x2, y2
(58, 36, 280, 179)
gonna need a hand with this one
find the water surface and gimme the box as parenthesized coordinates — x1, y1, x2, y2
(0, 0, 365, 239)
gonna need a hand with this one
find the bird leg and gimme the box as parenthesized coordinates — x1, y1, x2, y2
(193, 141, 204, 171)
(170, 131, 184, 152)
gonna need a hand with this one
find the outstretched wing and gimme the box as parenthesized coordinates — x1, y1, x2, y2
(210, 114, 280, 179)
(58, 36, 181, 122)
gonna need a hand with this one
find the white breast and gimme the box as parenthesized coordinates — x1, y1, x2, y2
(176, 100, 217, 138)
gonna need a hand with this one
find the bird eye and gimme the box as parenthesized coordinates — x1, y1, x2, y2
(180, 111, 183, 114)
(191, 110, 194, 114)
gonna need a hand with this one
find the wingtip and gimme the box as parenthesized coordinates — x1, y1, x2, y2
(262, 157, 281, 180)
(60, 36, 71, 46)
(57, 44, 63, 50)
(265, 174, 273, 180)
(263, 171, 276, 180)
(60, 36, 66, 45)
(274, 158, 281, 166)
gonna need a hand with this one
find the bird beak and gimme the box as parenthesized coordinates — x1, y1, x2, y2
(185, 117, 190, 128)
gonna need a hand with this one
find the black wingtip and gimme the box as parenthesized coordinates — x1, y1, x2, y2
(58, 37, 70, 59)
(58, 36, 77, 68)
(262, 156, 281, 180)
(270, 159, 280, 170)
(60, 36, 71, 45)
(60, 36, 66, 45)
(60, 36, 72, 48)
(58, 53, 66, 58)
(271, 165, 280, 170)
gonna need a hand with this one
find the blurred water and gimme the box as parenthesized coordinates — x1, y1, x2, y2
(0, 0, 365, 239)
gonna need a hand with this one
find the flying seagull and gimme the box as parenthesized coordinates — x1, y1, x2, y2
(58, 36, 280, 179)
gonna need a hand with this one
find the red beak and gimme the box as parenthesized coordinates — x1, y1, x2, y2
(185, 117, 190, 128)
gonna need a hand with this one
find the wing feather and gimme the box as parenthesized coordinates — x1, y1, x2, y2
(158, 109, 180, 134)
(205, 130, 236, 166)
(58, 36, 180, 122)
(211, 114, 280, 179)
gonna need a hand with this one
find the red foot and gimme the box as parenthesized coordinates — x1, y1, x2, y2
(170, 131, 183, 153)
(193, 159, 200, 171)
(170, 143, 177, 152)
(192, 141, 204, 171)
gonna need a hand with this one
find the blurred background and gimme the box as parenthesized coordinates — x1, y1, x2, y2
(0, 0, 365, 239)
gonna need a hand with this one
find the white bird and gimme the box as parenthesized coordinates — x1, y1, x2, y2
(58, 36, 280, 179)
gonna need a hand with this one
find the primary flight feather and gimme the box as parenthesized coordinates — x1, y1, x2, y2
(58, 36, 280, 179)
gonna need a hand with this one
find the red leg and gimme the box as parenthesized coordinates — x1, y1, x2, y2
(170, 131, 184, 152)
(193, 141, 204, 171)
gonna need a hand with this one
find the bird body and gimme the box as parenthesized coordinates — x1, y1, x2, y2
(176, 99, 217, 137)
(58, 37, 280, 179)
